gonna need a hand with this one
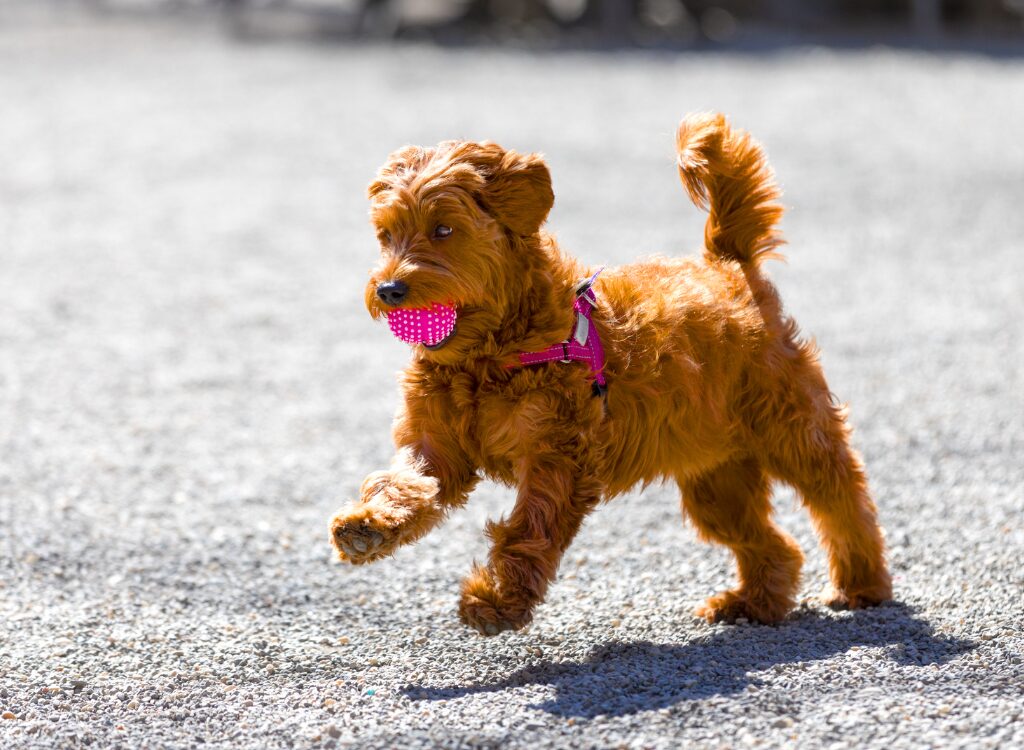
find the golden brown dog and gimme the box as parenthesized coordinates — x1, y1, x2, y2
(329, 112, 892, 635)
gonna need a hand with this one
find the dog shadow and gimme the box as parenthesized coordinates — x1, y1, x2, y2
(402, 602, 973, 718)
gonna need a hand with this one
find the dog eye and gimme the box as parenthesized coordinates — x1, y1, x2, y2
(432, 224, 453, 240)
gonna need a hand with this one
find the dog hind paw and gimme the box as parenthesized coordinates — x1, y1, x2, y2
(822, 581, 892, 611)
(695, 589, 792, 624)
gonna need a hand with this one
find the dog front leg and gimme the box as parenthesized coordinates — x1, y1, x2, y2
(459, 459, 602, 635)
(330, 446, 477, 565)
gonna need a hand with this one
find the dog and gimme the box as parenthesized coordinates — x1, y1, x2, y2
(329, 112, 892, 635)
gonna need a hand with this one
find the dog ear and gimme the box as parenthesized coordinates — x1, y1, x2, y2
(483, 148, 554, 237)
(451, 142, 555, 237)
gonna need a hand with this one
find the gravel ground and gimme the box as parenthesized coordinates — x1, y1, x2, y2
(2, 10, 1023, 749)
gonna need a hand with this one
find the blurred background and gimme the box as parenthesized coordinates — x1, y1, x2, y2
(27, 0, 1024, 44)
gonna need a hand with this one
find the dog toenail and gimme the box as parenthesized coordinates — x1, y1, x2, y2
(351, 537, 368, 553)
(484, 623, 498, 635)
(369, 531, 383, 547)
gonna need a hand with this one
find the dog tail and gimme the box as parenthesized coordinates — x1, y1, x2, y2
(675, 112, 784, 268)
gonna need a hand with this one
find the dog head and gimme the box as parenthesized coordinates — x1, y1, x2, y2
(365, 141, 554, 361)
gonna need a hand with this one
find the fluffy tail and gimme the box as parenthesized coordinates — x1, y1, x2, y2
(675, 112, 784, 267)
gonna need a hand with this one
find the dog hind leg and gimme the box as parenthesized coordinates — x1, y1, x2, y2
(679, 456, 804, 624)
(753, 355, 892, 610)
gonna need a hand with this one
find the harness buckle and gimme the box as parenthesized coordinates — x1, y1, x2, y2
(574, 268, 603, 301)
(572, 313, 590, 345)
(559, 341, 571, 363)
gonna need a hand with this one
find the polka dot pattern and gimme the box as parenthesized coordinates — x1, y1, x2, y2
(386, 303, 458, 346)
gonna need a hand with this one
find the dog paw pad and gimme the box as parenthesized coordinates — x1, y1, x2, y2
(330, 517, 390, 564)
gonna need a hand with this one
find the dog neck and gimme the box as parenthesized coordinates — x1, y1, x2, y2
(494, 233, 580, 352)
(417, 233, 582, 379)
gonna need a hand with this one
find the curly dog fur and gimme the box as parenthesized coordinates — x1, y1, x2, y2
(329, 112, 892, 635)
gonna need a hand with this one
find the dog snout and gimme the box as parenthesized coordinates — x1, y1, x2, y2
(376, 280, 409, 307)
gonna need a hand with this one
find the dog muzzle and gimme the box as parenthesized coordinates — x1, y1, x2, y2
(386, 303, 457, 347)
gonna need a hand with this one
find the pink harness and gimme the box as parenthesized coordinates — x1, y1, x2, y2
(515, 270, 609, 399)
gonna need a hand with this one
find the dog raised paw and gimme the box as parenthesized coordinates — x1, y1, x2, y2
(458, 594, 530, 636)
(458, 566, 532, 636)
(329, 505, 401, 564)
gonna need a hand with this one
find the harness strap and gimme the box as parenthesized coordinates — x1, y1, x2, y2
(515, 269, 608, 397)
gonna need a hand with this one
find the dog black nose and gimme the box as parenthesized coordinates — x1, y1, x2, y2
(376, 280, 409, 306)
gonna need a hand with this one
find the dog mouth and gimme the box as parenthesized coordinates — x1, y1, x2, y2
(385, 303, 458, 348)
(422, 324, 457, 350)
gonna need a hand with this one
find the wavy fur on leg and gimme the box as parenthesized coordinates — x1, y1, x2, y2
(329, 112, 892, 632)
(681, 456, 806, 623)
